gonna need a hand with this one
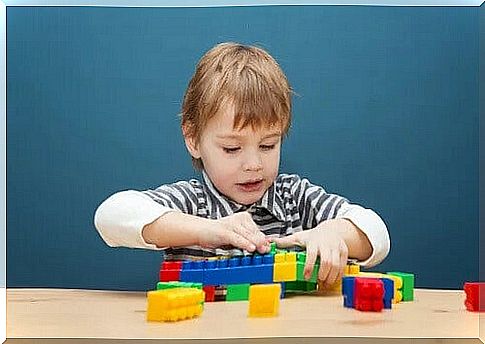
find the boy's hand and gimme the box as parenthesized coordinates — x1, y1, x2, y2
(271, 219, 349, 289)
(198, 212, 270, 254)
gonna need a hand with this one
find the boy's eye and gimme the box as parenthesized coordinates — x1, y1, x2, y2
(260, 144, 276, 151)
(223, 147, 240, 153)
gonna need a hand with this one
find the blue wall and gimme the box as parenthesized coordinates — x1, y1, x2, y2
(7, 5, 480, 290)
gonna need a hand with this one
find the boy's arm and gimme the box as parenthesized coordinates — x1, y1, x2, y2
(289, 175, 390, 267)
(94, 185, 267, 252)
(333, 202, 390, 268)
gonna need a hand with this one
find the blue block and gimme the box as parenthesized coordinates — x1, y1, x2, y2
(381, 277, 394, 309)
(179, 261, 204, 283)
(280, 282, 286, 299)
(202, 255, 274, 285)
(342, 276, 355, 308)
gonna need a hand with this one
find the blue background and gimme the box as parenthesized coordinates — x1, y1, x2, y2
(7, 5, 480, 290)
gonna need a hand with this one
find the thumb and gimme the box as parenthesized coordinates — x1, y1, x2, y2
(271, 234, 303, 249)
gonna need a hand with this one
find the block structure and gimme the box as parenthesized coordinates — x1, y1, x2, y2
(147, 288, 204, 322)
(248, 284, 281, 317)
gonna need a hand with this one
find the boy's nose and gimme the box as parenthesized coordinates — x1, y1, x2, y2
(242, 154, 263, 172)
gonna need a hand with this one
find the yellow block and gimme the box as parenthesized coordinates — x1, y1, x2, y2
(346, 264, 360, 275)
(273, 252, 297, 282)
(248, 284, 281, 317)
(147, 288, 204, 322)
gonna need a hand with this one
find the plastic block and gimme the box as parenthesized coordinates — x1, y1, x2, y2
(354, 277, 384, 312)
(273, 252, 297, 282)
(157, 281, 202, 290)
(179, 261, 204, 283)
(286, 280, 317, 292)
(355, 273, 399, 305)
(342, 276, 355, 308)
(248, 284, 281, 317)
(146, 288, 204, 322)
(203, 285, 216, 302)
(159, 261, 182, 282)
(388, 272, 414, 301)
(380, 277, 394, 309)
(280, 282, 286, 298)
(203, 256, 273, 285)
(345, 264, 360, 275)
(226, 284, 250, 301)
(296, 252, 319, 283)
(463, 282, 485, 312)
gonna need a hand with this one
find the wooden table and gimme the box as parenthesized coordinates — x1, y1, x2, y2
(6, 288, 485, 343)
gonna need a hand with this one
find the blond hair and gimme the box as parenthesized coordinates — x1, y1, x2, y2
(181, 42, 293, 170)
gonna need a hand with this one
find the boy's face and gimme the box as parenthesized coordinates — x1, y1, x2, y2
(185, 104, 282, 205)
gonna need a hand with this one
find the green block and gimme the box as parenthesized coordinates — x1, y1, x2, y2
(296, 253, 320, 283)
(270, 242, 277, 254)
(226, 284, 250, 301)
(156, 281, 203, 290)
(286, 280, 317, 292)
(388, 272, 414, 301)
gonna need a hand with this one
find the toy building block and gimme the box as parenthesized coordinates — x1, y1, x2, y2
(273, 252, 297, 282)
(342, 276, 356, 308)
(248, 284, 281, 317)
(354, 277, 384, 312)
(203, 285, 216, 302)
(159, 261, 182, 282)
(353, 272, 400, 305)
(388, 272, 414, 301)
(200, 255, 274, 285)
(345, 264, 360, 275)
(296, 252, 320, 283)
(180, 260, 205, 283)
(286, 280, 317, 292)
(146, 287, 204, 322)
(463, 282, 485, 312)
(226, 284, 250, 301)
(157, 281, 202, 290)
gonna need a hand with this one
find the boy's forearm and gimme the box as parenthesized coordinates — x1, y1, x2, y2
(330, 218, 373, 261)
(142, 211, 211, 248)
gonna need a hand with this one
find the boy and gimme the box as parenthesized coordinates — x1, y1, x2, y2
(94, 42, 390, 289)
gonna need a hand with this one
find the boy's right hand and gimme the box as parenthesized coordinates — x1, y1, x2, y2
(198, 212, 270, 254)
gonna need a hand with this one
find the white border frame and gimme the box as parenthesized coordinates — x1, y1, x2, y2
(1, 1, 482, 343)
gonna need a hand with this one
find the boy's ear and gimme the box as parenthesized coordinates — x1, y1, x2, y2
(182, 125, 201, 159)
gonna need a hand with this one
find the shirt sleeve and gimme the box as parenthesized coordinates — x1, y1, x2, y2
(93, 181, 198, 250)
(290, 175, 348, 229)
(335, 202, 391, 268)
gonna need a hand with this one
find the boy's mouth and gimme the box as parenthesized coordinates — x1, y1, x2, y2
(237, 179, 264, 192)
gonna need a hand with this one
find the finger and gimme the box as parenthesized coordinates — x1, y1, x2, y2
(233, 225, 265, 250)
(339, 242, 349, 273)
(323, 249, 340, 287)
(243, 217, 268, 251)
(318, 248, 331, 283)
(271, 234, 301, 249)
(304, 244, 318, 280)
(226, 231, 256, 252)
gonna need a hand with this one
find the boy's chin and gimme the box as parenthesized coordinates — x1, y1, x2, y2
(231, 192, 264, 206)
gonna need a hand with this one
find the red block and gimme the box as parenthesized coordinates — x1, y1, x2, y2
(159, 261, 182, 282)
(464, 282, 485, 312)
(203, 285, 216, 302)
(354, 277, 384, 312)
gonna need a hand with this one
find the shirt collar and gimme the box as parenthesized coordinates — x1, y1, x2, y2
(201, 171, 286, 222)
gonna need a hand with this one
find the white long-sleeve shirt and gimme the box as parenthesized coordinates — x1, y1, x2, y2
(94, 172, 390, 268)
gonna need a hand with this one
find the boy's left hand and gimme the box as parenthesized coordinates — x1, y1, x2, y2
(271, 219, 349, 289)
